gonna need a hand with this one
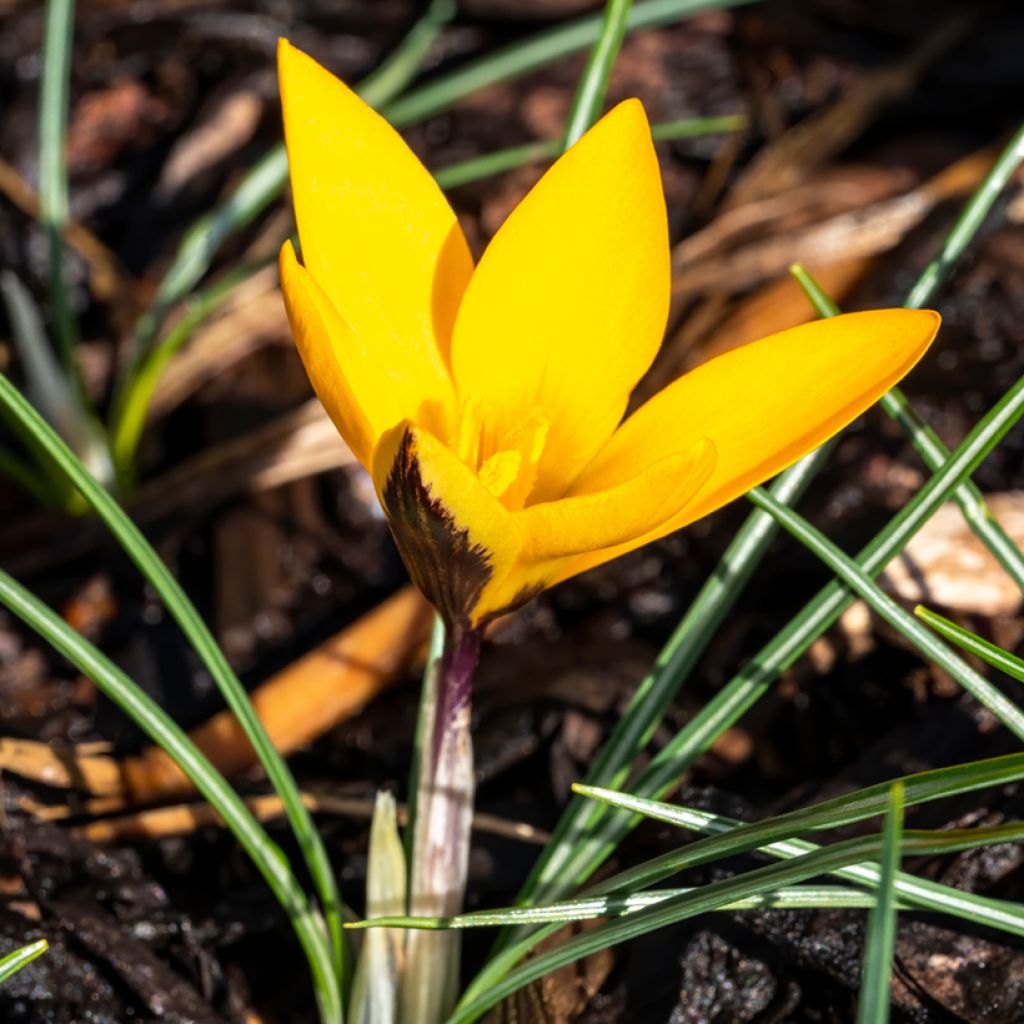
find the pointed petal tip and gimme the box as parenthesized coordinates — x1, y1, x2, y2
(276, 36, 307, 84)
(590, 97, 652, 146)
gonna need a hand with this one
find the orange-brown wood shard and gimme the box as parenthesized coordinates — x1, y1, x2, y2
(2, 587, 432, 802)
(119, 586, 432, 801)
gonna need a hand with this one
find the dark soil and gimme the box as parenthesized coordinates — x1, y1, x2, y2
(2, 1, 1024, 1021)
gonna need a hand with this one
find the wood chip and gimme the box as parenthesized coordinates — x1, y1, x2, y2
(881, 493, 1024, 616)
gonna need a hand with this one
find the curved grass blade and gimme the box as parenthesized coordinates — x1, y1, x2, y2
(452, 823, 1024, 1023)
(498, 126, 1024, 951)
(493, 374, 1024, 980)
(357, 0, 457, 109)
(905, 123, 1024, 311)
(916, 606, 1024, 684)
(108, 254, 275, 487)
(38, 0, 78, 370)
(0, 373, 347, 1004)
(584, 372, 1024, 881)
(562, 0, 633, 149)
(351, 886, 903, 931)
(0, 571, 340, 1023)
(0, 270, 113, 493)
(791, 263, 1024, 594)
(0, 940, 48, 985)
(465, 750, 1024, 1007)
(502, 442, 835, 941)
(387, 0, 751, 128)
(582, 795, 1024, 938)
(434, 115, 743, 189)
(748, 486, 1024, 740)
(857, 784, 903, 1024)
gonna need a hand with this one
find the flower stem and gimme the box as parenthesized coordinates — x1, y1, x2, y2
(401, 624, 482, 1023)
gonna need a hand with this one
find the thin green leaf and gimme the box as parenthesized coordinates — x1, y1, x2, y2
(748, 486, 1024, 741)
(562, 0, 633, 148)
(351, 886, 904, 931)
(916, 606, 1024, 684)
(502, 443, 834, 938)
(905, 122, 1024, 310)
(0, 373, 346, 1006)
(434, 114, 743, 190)
(0, 270, 113, 491)
(0, 940, 48, 984)
(452, 823, 1024, 1023)
(38, 0, 78, 370)
(0, 571, 340, 1023)
(465, 750, 1024, 1008)
(111, 0, 751, 483)
(108, 254, 275, 489)
(790, 262, 1024, 597)
(498, 126, 1024, 954)
(386, 0, 752, 128)
(607, 372, 1024, 860)
(602, 796, 1024, 936)
(857, 784, 903, 1024)
(357, 0, 457, 109)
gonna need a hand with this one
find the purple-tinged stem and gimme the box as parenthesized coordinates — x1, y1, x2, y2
(400, 623, 482, 1024)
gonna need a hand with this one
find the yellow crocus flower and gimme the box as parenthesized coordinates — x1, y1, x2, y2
(277, 40, 939, 632)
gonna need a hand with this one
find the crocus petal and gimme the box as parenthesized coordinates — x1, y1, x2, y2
(515, 438, 716, 561)
(279, 241, 376, 467)
(278, 40, 469, 427)
(561, 308, 940, 578)
(372, 423, 523, 628)
(450, 99, 669, 502)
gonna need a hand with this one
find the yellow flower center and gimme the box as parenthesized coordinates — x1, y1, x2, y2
(454, 398, 550, 510)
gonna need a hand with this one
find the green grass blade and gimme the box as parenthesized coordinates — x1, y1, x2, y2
(38, 0, 78, 370)
(493, 370, 1024, 980)
(502, 443, 835, 929)
(608, 373, 1024, 852)
(581, 749, 1024, 846)
(0, 373, 347, 1004)
(357, 0, 457, 109)
(0, 940, 48, 984)
(749, 486, 1024, 740)
(436, 115, 745, 189)
(464, 750, 1024, 1007)
(857, 784, 903, 1024)
(562, 0, 633, 148)
(916, 606, 1024, 683)
(112, 0, 751, 484)
(452, 823, 1024, 1023)
(791, 262, 1024, 595)
(386, 0, 752, 128)
(502, 124, 1024, 939)
(572, 792, 1024, 938)
(0, 270, 113, 492)
(905, 122, 1024, 311)
(0, 571, 341, 1023)
(108, 254, 275, 488)
(351, 886, 900, 931)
